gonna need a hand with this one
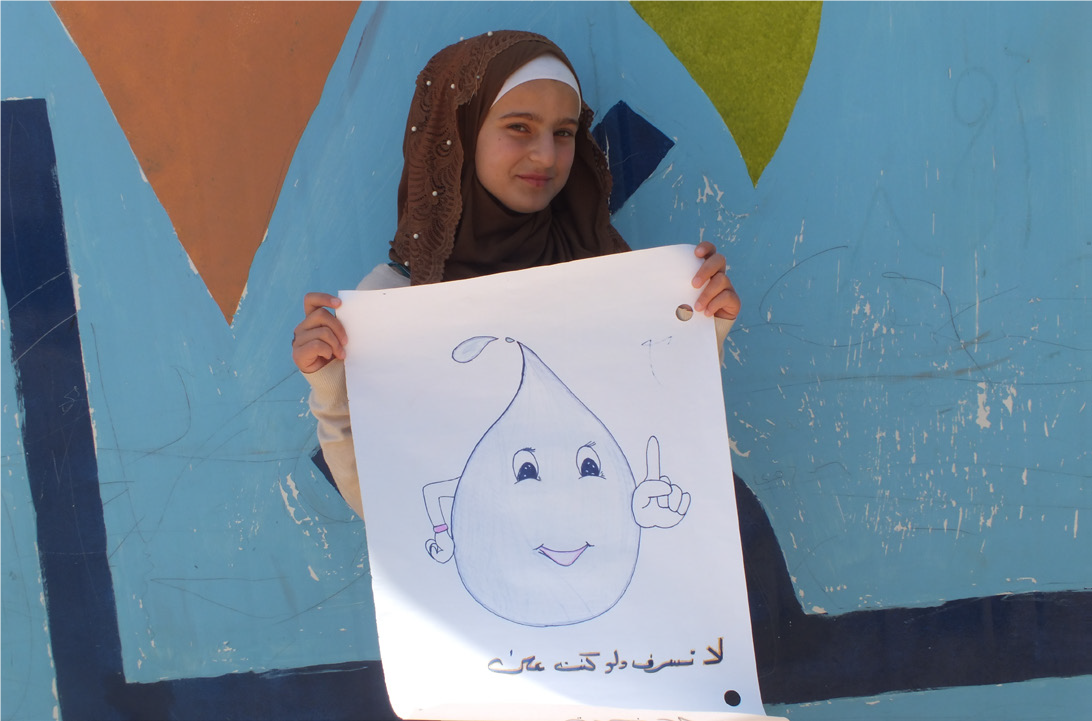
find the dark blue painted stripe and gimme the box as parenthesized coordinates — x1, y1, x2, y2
(126, 662, 396, 720)
(2, 98, 128, 720)
(592, 101, 675, 214)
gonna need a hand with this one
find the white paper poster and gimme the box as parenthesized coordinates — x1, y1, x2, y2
(339, 245, 772, 721)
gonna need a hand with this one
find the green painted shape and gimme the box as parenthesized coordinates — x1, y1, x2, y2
(632, 1, 822, 186)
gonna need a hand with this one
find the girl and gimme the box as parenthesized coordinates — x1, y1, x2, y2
(291, 31, 740, 517)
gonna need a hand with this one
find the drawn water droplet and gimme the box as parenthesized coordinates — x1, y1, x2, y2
(451, 335, 498, 363)
(451, 341, 640, 626)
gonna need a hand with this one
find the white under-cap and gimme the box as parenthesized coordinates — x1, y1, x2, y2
(491, 54, 582, 107)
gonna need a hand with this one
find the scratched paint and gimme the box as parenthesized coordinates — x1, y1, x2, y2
(2, 1, 1089, 719)
(719, 1, 1090, 616)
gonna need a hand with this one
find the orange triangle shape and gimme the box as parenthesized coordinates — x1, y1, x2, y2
(53, 1, 361, 322)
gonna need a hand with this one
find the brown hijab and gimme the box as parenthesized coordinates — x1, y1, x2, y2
(388, 30, 629, 285)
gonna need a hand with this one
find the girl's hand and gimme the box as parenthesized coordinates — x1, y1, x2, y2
(691, 241, 741, 320)
(292, 292, 348, 374)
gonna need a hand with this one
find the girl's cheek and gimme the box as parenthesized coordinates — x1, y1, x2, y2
(559, 147, 576, 174)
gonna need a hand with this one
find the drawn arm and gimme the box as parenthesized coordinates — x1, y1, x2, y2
(423, 477, 459, 563)
(632, 436, 690, 529)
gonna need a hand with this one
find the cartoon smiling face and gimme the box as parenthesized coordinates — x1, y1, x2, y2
(450, 342, 641, 626)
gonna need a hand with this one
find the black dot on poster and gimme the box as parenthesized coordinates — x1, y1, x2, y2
(724, 690, 742, 707)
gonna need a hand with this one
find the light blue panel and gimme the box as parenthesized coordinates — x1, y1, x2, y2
(768, 675, 1092, 721)
(723, 0, 1091, 612)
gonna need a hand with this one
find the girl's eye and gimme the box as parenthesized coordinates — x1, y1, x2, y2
(576, 444, 601, 478)
(512, 449, 539, 482)
(555, 129, 574, 138)
(507, 123, 529, 133)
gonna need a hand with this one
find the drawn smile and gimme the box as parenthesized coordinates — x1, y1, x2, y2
(535, 543, 591, 567)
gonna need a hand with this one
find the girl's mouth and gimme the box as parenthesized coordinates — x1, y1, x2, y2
(518, 174, 551, 188)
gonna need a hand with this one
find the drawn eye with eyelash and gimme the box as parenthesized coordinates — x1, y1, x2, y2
(512, 448, 539, 482)
(576, 443, 601, 478)
(421, 335, 692, 627)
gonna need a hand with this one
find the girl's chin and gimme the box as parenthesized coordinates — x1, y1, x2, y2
(498, 188, 558, 214)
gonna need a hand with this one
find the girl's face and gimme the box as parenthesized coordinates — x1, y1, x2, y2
(474, 78, 582, 214)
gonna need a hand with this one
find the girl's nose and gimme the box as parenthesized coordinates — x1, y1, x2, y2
(527, 134, 556, 166)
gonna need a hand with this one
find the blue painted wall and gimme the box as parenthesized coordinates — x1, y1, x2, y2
(2, 1, 1088, 719)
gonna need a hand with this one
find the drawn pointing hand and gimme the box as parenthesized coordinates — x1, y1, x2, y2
(632, 436, 690, 529)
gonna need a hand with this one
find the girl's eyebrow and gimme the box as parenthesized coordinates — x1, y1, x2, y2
(498, 110, 579, 126)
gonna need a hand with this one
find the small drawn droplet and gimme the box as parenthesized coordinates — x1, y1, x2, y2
(724, 690, 741, 707)
(452, 336, 498, 363)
